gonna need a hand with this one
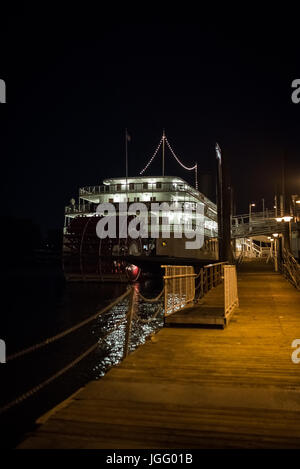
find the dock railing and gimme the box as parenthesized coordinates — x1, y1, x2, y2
(282, 248, 300, 291)
(2, 262, 240, 416)
(162, 265, 196, 316)
(223, 265, 239, 317)
(1, 286, 165, 416)
(162, 262, 228, 316)
(201, 262, 226, 295)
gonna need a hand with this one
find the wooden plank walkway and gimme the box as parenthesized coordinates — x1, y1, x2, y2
(165, 283, 226, 327)
(18, 260, 300, 449)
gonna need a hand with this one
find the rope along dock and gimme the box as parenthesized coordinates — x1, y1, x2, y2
(18, 260, 300, 449)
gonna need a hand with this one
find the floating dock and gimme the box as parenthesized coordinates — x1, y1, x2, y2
(165, 283, 228, 327)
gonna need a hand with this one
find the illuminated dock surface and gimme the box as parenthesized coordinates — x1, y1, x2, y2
(165, 283, 226, 327)
(19, 261, 300, 449)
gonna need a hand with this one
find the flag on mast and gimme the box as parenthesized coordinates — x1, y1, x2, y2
(125, 129, 131, 196)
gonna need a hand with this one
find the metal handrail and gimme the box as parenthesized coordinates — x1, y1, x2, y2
(232, 210, 276, 221)
(282, 248, 300, 290)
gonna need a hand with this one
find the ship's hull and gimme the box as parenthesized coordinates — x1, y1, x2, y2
(63, 215, 218, 282)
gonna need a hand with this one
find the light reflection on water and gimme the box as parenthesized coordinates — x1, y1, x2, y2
(1, 274, 165, 447)
(165, 292, 187, 315)
(91, 283, 164, 378)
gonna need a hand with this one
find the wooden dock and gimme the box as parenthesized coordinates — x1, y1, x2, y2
(165, 283, 227, 327)
(19, 260, 300, 449)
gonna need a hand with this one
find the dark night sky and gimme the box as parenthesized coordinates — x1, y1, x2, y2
(1, 13, 299, 233)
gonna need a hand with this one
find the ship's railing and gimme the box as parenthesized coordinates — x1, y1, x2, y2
(64, 212, 218, 239)
(66, 202, 207, 214)
(65, 204, 96, 214)
(74, 195, 217, 222)
(80, 182, 192, 195)
(64, 205, 218, 236)
(79, 182, 216, 209)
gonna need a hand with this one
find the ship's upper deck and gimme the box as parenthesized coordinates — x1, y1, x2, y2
(78, 176, 217, 215)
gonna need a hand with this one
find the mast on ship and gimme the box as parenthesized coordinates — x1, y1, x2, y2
(140, 129, 198, 190)
(162, 129, 165, 177)
(125, 128, 130, 200)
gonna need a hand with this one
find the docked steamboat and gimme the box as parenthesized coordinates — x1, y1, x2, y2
(63, 134, 219, 281)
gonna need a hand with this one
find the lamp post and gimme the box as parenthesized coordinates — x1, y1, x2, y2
(215, 143, 233, 263)
(272, 233, 279, 271)
(292, 196, 300, 222)
(216, 144, 223, 260)
(249, 203, 255, 232)
(249, 203, 255, 220)
(275, 215, 293, 252)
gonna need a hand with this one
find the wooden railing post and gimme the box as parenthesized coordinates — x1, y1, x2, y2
(123, 287, 135, 358)
(200, 268, 204, 298)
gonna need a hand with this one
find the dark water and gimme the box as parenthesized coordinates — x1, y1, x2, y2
(0, 265, 164, 448)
